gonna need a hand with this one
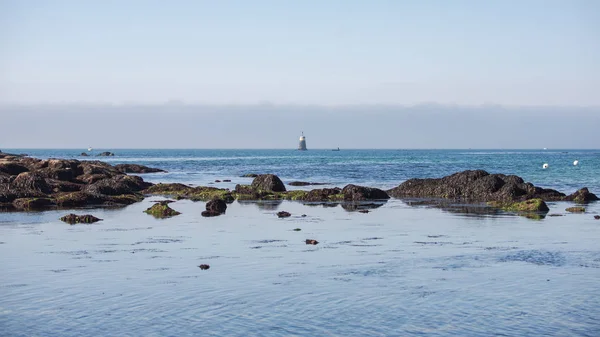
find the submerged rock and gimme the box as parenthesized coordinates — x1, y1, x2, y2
(488, 198, 550, 213)
(60, 213, 102, 224)
(251, 174, 286, 192)
(198, 264, 210, 270)
(144, 201, 181, 218)
(288, 181, 327, 186)
(305, 239, 319, 245)
(566, 207, 585, 213)
(594, 215, 600, 220)
(80, 152, 89, 157)
(201, 210, 221, 217)
(206, 198, 227, 215)
(96, 152, 115, 157)
(277, 211, 291, 218)
(114, 164, 166, 174)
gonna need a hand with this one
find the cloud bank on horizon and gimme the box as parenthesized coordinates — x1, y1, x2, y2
(0, 0, 598, 106)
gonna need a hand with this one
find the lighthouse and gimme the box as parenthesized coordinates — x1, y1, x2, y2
(298, 132, 307, 150)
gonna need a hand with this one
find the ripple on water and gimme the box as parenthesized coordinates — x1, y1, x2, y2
(499, 250, 566, 267)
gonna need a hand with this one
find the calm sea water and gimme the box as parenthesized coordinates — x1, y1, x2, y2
(1, 149, 599, 336)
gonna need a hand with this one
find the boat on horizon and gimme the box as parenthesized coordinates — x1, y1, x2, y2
(332, 147, 340, 151)
(88, 147, 93, 152)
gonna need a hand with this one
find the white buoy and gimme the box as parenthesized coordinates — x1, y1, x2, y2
(573, 160, 579, 166)
(542, 163, 549, 169)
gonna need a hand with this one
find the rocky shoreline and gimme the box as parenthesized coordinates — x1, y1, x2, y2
(1, 153, 597, 216)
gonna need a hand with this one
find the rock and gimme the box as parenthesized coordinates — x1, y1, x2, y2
(60, 213, 102, 224)
(358, 209, 370, 213)
(114, 164, 165, 174)
(206, 198, 227, 214)
(241, 173, 259, 178)
(594, 215, 600, 220)
(12, 198, 53, 210)
(223, 179, 231, 182)
(277, 211, 291, 218)
(488, 198, 550, 213)
(565, 188, 599, 203)
(198, 264, 210, 270)
(96, 152, 115, 156)
(388, 170, 567, 202)
(288, 181, 327, 186)
(144, 202, 181, 218)
(293, 228, 302, 231)
(0, 163, 29, 175)
(300, 187, 343, 202)
(201, 210, 221, 217)
(85, 175, 151, 195)
(251, 174, 286, 192)
(548, 214, 564, 217)
(215, 180, 221, 183)
(342, 184, 390, 201)
(80, 152, 89, 156)
(305, 239, 319, 245)
(566, 207, 585, 213)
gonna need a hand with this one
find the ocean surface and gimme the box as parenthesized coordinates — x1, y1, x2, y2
(1, 149, 600, 336)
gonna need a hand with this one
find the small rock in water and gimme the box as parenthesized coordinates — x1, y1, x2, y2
(277, 211, 291, 218)
(301, 214, 307, 217)
(566, 207, 585, 213)
(293, 228, 302, 231)
(594, 215, 600, 220)
(548, 214, 564, 217)
(358, 209, 370, 213)
(215, 180, 221, 183)
(223, 179, 231, 182)
(305, 239, 319, 245)
(201, 210, 221, 217)
(198, 264, 210, 270)
(60, 214, 102, 224)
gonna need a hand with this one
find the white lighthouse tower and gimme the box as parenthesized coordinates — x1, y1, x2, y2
(298, 132, 307, 151)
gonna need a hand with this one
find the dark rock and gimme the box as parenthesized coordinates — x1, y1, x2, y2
(241, 173, 259, 178)
(548, 214, 564, 217)
(215, 180, 221, 183)
(234, 184, 255, 195)
(96, 152, 115, 156)
(201, 210, 221, 217)
(12, 172, 52, 195)
(144, 202, 181, 218)
(358, 209, 370, 213)
(223, 179, 231, 182)
(206, 198, 227, 214)
(277, 211, 291, 218)
(388, 170, 567, 202)
(305, 239, 319, 245)
(12, 198, 54, 210)
(488, 198, 549, 213)
(80, 152, 89, 156)
(85, 175, 151, 195)
(114, 164, 165, 174)
(60, 213, 102, 224)
(342, 184, 390, 201)
(594, 215, 600, 220)
(0, 163, 29, 176)
(566, 207, 585, 213)
(300, 187, 343, 202)
(565, 188, 599, 203)
(288, 181, 327, 186)
(293, 228, 302, 231)
(198, 264, 210, 270)
(251, 174, 286, 192)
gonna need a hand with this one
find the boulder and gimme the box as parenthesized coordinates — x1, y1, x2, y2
(85, 175, 151, 195)
(198, 264, 210, 270)
(251, 174, 286, 192)
(114, 164, 166, 174)
(206, 198, 227, 214)
(342, 184, 390, 201)
(12, 172, 52, 195)
(305, 239, 319, 245)
(0, 163, 29, 176)
(565, 188, 599, 203)
(96, 152, 115, 156)
(300, 187, 343, 202)
(80, 152, 89, 156)
(144, 201, 181, 218)
(277, 211, 291, 218)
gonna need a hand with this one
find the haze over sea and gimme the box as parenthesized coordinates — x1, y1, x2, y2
(1, 148, 600, 336)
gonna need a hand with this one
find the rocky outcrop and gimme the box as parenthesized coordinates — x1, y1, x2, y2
(96, 152, 115, 156)
(487, 198, 550, 213)
(0, 156, 153, 211)
(251, 174, 286, 192)
(298, 188, 343, 202)
(80, 152, 89, 157)
(114, 164, 166, 174)
(342, 184, 389, 201)
(205, 199, 227, 215)
(388, 170, 569, 202)
(565, 188, 599, 203)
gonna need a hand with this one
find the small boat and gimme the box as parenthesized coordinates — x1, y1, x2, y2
(332, 147, 340, 151)
(87, 147, 93, 152)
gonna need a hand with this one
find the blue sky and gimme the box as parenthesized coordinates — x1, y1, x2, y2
(0, 0, 598, 105)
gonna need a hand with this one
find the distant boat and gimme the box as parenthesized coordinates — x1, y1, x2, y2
(332, 147, 340, 151)
(87, 147, 93, 152)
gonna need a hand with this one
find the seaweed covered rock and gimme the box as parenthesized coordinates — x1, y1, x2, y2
(566, 206, 585, 213)
(114, 164, 166, 174)
(488, 198, 550, 213)
(565, 188, 599, 204)
(342, 184, 390, 201)
(388, 170, 567, 202)
(85, 175, 151, 196)
(144, 183, 231, 201)
(299, 187, 343, 202)
(60, 213, 102, 224)
(251, 174, 286, 192)
(12, 198, 54, 210)
(144, 201, 181, 218)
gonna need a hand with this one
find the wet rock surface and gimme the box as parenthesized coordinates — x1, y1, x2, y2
(60, 213, 102, 224)
(277, 211, 291, 218)
(566, 207, 586, 213)
(96, 152, 115, 156)
(114, 164, 166, 174)
(198, 264, 210, 270)
(251, 174, 286, 192)
(388, 170, 593, 203)
(206, 199, 227, 215)
(305, 239, 319, 245)
(144, 201, 181, 218)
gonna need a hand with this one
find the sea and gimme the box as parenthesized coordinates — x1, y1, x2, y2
(1, 149, 599, 336)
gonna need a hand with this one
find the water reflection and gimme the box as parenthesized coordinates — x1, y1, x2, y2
(399, 198, 547, 219)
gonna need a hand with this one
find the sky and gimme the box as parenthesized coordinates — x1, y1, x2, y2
(1, 0, 599, 106)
